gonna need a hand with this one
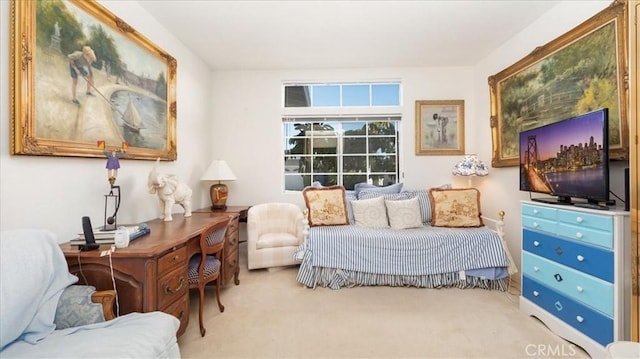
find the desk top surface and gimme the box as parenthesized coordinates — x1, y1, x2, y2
(60, 213, 231, 258)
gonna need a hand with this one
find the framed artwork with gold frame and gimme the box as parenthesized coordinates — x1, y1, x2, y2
(488, 0, 628, 167)
(9, 0, 177, 160)
(415, 100, 465, 155)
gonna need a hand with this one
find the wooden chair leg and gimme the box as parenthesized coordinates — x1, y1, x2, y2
(198, 285, 206, 337)
(215, 279, 225, 313)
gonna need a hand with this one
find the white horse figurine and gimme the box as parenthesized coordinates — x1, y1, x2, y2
(148, 159, 192, 221)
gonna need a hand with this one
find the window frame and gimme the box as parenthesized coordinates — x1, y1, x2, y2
(282, 81, 402, 193)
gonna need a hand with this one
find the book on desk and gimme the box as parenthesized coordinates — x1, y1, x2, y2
(70, 224, 150, 245)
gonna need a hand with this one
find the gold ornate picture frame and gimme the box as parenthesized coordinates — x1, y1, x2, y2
(415, 100, 465, 155)
(10, 0, 177, 160)
(488, 0, 628, 167)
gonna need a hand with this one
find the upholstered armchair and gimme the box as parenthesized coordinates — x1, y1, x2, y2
(247, 202, 306, 270)
(1, 229, 181, 358)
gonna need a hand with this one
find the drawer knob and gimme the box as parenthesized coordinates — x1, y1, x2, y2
(576, 216, 583, 223)
(575, 232, 583, 239)
(554, 301, 563, 311)
(533, 290, 539, 297)
(172, 255, 179, 261)
(533, 241, 540, 247)
(576, 255, 585, 262)
(533, 209, 539, 214)
(576, 286, 584, 293)
(533, 222, 539, 228)
(576, 316, 584, 323)
(533, 266, 539, 272)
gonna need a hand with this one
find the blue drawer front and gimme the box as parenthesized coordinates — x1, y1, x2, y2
(522, 204, 557, 221)
(522, 252, 613, 316)
(557, 222, 613, 249)
(522, 276, 613, 346)
(522, 215, 557, 235)
(557, 209, 613, 232)
(522, 229, 613, 282)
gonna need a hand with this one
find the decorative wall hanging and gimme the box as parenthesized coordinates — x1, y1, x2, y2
(488, 0, 628, 167)
(415, 100, 465, 155)
(10, 0, 178, 160)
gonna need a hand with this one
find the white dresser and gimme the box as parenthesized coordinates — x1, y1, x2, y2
(519, 201, 631, 357)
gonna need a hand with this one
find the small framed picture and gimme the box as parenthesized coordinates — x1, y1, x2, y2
(415, 100, 465, 155)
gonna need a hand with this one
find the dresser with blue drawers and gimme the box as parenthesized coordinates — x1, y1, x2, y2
(519, 201, 630, 358)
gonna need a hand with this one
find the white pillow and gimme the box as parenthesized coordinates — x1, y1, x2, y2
(385, 197, 423, 230)
(351, 196, 389, 228)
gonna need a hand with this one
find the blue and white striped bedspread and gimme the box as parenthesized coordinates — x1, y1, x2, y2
(297, 225, 509, 276)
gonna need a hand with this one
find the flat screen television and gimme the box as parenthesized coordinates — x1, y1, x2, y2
(519, 108, 609, 206)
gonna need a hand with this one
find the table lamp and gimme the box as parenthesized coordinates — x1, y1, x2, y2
(452, 154, 489, 187)
(200, 160, 237, 210)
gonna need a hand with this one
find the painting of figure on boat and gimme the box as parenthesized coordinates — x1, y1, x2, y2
(10, 0, 177, 160)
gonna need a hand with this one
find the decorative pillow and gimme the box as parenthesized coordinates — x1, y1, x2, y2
(302, 185, 349, 226)
(385, 197, 423, 230)
(54, 285, 105, 329)
(358, 191, 412, 201)
(400, 185, 452, 224)
(345, 194, 357, 224)
(350, 196, 389, 228)
(429, 188, 483, 227)
(354, 182, 403, 199)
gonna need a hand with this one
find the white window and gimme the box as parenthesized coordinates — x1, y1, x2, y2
(282, 82, 401, 191)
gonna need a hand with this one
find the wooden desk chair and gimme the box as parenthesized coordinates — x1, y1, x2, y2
(187, 216, 230, 336)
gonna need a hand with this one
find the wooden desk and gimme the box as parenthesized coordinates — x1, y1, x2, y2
(60, 213, 229, 337)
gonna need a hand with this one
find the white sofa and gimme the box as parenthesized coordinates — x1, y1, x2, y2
(247, 202, 306, 270)
(0, 229, 181, 358)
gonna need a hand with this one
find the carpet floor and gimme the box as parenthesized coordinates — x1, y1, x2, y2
(177, 241, 589, 359)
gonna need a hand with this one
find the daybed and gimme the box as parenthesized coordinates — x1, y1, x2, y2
(295, 185, 517, 290)
(0, 229, 181, 358)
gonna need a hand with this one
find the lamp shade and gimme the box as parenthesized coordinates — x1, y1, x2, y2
(452, 154, 489, 177)
(200, 160, 237, 182)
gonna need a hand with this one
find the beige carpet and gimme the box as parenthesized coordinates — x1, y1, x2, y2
(177, 241, 589, 359)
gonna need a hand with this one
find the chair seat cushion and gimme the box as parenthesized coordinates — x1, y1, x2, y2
(188, 255, 221, 283)
(256, 233, 299, 249)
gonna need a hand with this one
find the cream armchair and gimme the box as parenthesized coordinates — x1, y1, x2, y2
(247, 202, 306, 270)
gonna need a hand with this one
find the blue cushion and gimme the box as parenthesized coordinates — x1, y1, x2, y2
(354, 182, 403, 199)
(345, 194, 357, 224)
(400, 190, 431, 223)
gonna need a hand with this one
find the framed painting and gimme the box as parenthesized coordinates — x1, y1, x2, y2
(488, 0, 628, 167)
(415, 100, 465, 155)
(10, 0, 177, 160)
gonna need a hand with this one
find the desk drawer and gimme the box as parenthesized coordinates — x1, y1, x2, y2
(557, 222, 613, 249)
(158, 246, 188, 274)
(522, 276, 613, 346)
(157, 266, 187, 309)
(522, 251, 613, 316)
(522, 204, 557, 221)
(522, 216, 557, 235)
(522, 229, 613, 282)
(162, 293, 188, 336)
(224, 220, 239, 254)
(223, 248, 239, 285)
(557, 209, 613, 232)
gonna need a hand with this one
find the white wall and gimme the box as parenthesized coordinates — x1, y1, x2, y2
(1, 0, 623, 270)
(473, 0, 619, 272)
(0, 1, 213, 242)
(210, 66, 479, 209)
(211, 0, 621, 275)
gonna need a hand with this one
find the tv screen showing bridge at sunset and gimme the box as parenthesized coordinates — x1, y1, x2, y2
(519, 108, 609, 204)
